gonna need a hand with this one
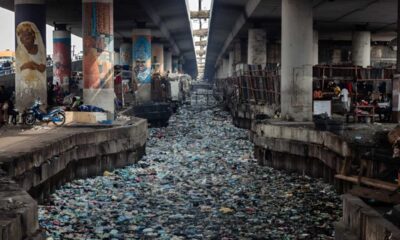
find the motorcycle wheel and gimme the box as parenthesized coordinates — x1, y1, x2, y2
(52, 112, 66, 126)
(24, 113, 36, 126)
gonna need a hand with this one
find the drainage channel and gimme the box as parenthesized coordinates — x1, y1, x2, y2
(39, 96, 342, 239)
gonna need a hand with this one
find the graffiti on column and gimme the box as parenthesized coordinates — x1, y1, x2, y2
(16, 22, 46, 95)
(53, 32, 71, 90)
(83, 0, 114, 89)
(132, 35, 151, 84)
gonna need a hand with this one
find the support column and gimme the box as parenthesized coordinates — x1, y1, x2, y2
(222, 57, 229, 78)
(152, 43, 164, 74)
(178, 57, 184, 73)
(234, 40, 245, 71)
(281, 0, 313, 121)
(82, 0, 114, 117)
(393, 0, 400, 122)
(119, 42, 131, 70)
(53, 26, 71, 93)
(114, 50, 120, 66)
(164, 49, 172, 73)
(352, 31, 371, 67)
(267, 43, 281, 64)
(172, 57, 179, 73)
(248, 29, 267, 65)
(228, 50, 234, 77)
(15, 0, 47, 110)
(132, 29, 152, 103)
(332, 49, 342, 64)
(313, 30, 319, 65)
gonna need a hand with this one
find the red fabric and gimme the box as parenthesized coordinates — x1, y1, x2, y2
(114, 75, 122, 84)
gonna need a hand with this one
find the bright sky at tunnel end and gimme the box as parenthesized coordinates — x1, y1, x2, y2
(188, 0, 212, 77)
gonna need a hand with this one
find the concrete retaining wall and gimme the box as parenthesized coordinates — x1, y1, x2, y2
(251, 121, 400, 239)
(335, 194, 400, 240)
(0, 119, 148, 240)
(228, 100, 276, 129)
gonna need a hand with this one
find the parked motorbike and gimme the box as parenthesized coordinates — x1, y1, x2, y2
(24, 99, 66, 126)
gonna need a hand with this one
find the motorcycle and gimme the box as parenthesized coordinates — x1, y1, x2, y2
(24, 99, 66, 126)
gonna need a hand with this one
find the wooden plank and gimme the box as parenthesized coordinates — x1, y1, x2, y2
(335, 174, 399, 192)
(349, 186, 400, 204)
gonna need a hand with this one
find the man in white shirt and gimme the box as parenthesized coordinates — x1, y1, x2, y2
(340, 88, 350, 112)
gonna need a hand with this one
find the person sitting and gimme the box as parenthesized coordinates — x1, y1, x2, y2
(313, 88, 323, 99)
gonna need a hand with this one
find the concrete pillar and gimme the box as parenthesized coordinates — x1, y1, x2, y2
(281, 0, 313, 121)
(114, 51, 120, 66)
(229, 50, 234, 76)
(332, 49, 342, 64)
(119, 42, 131, 70)
(178, 57, 184, 73)
(152, 43, 164, 74)
(267, 43, 281, 64)
(172, 57, 179, 73)
(82, 0, 114, 117)
(234, 39, 246, 67)
(313, 30, 319, 65)
(132, 29, 152, 103)
(53, 28, 71, 93)
(352, 31, 371, 67)
(15, 0, 47, 110)
(393, 0, 400, 122)
(222, 57, 229, 78)
(248, 29, 267, 65)
(164, 50, 172, 73)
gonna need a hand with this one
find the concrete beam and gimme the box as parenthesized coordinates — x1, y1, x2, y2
(193, 29, 209, 37)
(139, 0, 180, 55)
(195, 40, 208, 47)
(196, 49, 206, 56)
(190, 10, 210, 19)
(215, 0, 262, 65)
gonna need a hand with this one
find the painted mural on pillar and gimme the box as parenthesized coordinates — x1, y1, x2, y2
(53, 35, 71, 89)
(83, 1, 114, 89)
(15, 21, 46, 93)
(132, 35, 151, 84)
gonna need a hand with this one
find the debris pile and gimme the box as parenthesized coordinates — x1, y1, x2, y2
(39, 98, 341, 239)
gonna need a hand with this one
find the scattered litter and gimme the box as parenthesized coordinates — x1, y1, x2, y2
(39, 96, 341, 239)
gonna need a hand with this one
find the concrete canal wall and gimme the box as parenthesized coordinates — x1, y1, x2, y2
(0, 119, 147, 240)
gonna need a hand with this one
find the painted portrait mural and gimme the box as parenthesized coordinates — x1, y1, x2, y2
(15, 1, 47, 110)
(132, 33, 151, 85)
(83, 0, 114, 90)
(15, 21, 46, 107)
(53, 31, 71, 91)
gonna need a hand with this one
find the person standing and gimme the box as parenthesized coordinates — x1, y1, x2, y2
(340, 87, 350, 112)
(0, 86, 10, 124)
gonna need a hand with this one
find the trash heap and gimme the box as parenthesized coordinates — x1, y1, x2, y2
(39, 97, 342, 239)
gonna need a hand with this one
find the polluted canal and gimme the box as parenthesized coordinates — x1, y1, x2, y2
(39, 96, 342, 239)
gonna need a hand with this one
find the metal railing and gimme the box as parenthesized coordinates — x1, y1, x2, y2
(216, 67, 281, 107)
